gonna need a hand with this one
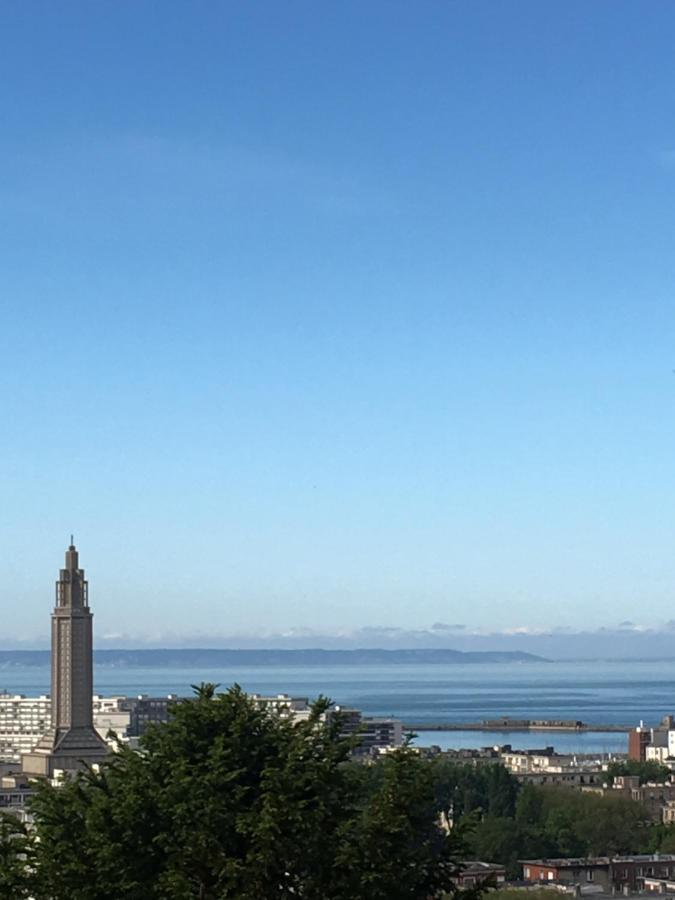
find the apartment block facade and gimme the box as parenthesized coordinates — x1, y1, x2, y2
(0, 693, 131, 762)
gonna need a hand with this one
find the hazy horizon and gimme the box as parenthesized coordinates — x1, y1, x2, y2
(3, 620, 675, 662)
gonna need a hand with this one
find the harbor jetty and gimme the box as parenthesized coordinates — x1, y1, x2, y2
(402, 718, 629, 733)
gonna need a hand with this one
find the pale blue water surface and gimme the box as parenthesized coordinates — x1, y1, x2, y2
(0, 659, 669, 754)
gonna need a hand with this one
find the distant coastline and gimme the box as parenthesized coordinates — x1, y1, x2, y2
(0, 648, 546, 667)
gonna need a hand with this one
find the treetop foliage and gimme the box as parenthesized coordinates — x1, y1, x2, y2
(4, 683, 471, 900)
(4, 685, 674, 896)
(605, 759, 673, 785)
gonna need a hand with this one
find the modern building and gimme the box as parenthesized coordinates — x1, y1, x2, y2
(1, 689, 405, 763)
(92, 696, 132, 740)
(119, 695, 178, 736)
(248, 693, 314, 720)
(627, 717, 675, 763)
(0, 693, 130, 762)
(522, 855, 675, 891)
(250, 694, 405, 756)
(330, 705, 404, 756)
(501, 747, 566, 773)
(628, 723, 652, 761)
(500, 747, 608, 786)
(646, 743, 670, 763)
(0, 693, 51, 760)
(22, 541, 109, 777)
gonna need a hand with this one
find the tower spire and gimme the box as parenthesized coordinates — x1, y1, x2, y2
(22, 541, 108, 777)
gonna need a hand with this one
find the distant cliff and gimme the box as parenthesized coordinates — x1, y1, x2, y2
(0, 648, 545, 667)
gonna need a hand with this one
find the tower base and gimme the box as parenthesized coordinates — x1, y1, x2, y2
(22, 727, 109, 779)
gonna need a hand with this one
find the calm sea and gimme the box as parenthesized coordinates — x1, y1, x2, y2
(1, 658, 670, 754)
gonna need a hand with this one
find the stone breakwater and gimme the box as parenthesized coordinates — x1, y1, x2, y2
(402, 720, 630, 733)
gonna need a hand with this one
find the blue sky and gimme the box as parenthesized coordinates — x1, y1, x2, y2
(2, 2, 675, 645)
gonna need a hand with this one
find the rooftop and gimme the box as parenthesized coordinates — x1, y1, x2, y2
(522, 855, 675, 866)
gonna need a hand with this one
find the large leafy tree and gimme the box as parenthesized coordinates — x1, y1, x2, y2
(605, 760, 672, 786)
(430, 759, 518, 824)
(19, 684, 469, 900)
(0, 813, 34, 899)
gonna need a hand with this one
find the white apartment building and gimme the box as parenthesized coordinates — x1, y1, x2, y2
(647, 744, 671, 763)
(501, 750, 576, 773)
(249, 693, 314, 721)
(0, 693, 130, 762)
(250, 694, 404, 754)
(0, 690, 403, 762)
(0, 693, 51, 760)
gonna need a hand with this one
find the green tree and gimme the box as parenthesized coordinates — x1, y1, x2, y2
(605, 760, 672, 785)
(0, 813, 34, 899)
(543, 804, 585, 858)
(575, 794, 649, 856)
(467, 816, 523, 877)
(514, 783, 543, 825)
(27, 684, 470, 900)
(652, 825, 675, 853)
(536, 786, 650, 857)
(430, 760, 518, 823)
(484, 765, 518, 818)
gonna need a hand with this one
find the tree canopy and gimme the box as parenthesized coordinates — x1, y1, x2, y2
(426, 762, 653, 876)
(605, 759, 673, 785)
(6, 684, 471, 900)
(4, 686, 672, 895)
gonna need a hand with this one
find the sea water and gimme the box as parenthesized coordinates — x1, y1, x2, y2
(0, 658, 669, 754)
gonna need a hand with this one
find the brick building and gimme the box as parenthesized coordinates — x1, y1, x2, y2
(522, 855, 675, 891)
(628, 725, 651, 762)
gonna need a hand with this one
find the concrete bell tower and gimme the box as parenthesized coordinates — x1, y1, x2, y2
(22, 540, 108, 777)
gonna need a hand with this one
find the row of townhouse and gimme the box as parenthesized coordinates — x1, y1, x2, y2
(522, 855, 675, 892)
(418, 743, 619, 785)
(499, 746, 613, 786)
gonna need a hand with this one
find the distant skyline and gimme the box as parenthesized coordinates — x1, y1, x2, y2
(3, 3, 675, 641)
